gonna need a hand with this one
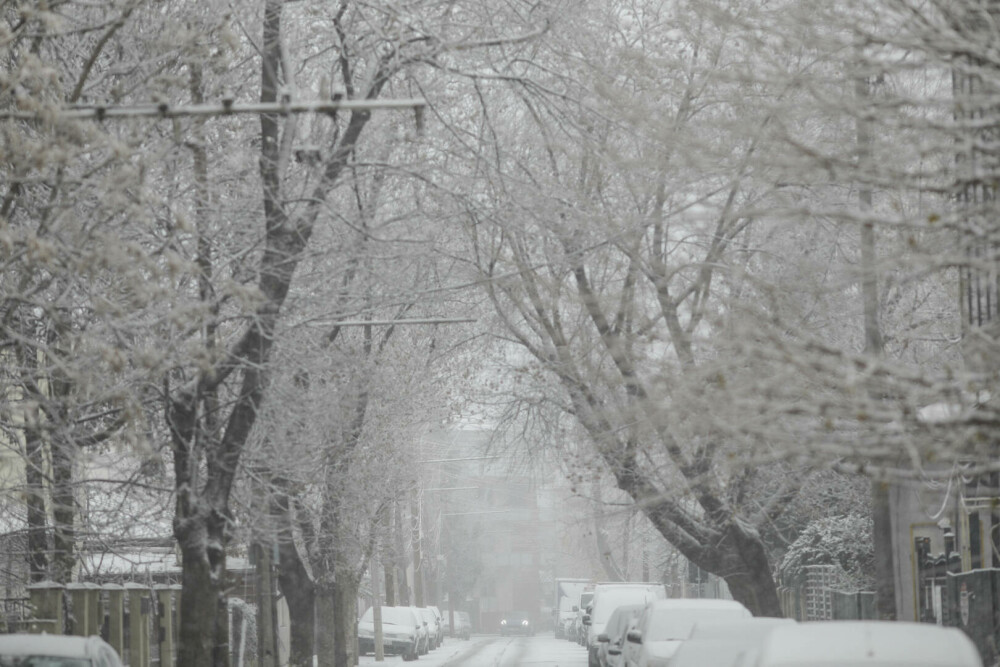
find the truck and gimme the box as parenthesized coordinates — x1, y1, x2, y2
(552, 577, 592, 639)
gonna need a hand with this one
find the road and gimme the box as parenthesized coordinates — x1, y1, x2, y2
(358, 634, 589, 667)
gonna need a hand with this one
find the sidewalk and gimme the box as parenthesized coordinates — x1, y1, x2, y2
(358, 636, 483, 666)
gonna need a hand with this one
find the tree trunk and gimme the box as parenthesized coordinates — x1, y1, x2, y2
(411, 494, 423, 607)
(23, 423, 49, 582)
(17, 338, 50, 582)
(50, 438, 75, 584)
(871, 480, 897, 619)
(383, 561, 396, 606)
(394, 501, 411, 605)
(255, 543, 277, 667)
(277, 536, 315, 667)
(315, 583, 336, 667)
(333, 579, 357, 667)
(719, 525, 784, 617)
(176, 522, 230, 667)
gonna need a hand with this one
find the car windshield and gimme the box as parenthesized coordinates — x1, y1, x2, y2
(0, 658, 91, 667)
(609, 606, 643, 638)
(594, 590, 658, 624)
(504, 611, 530, 622)
(360, 607, 416, 627)
(383, 608, 418, 626)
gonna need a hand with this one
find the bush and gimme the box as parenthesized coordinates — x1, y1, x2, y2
(778, 514, 875, 590)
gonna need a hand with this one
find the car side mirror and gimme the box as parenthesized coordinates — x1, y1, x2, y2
(609, 647, 622, 656)
(627, 630, 642, 644)
(597, 633, 609, 643)
(582, 615, 591, 626)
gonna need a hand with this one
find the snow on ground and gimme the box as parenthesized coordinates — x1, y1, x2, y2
(358, 634, 589, 667)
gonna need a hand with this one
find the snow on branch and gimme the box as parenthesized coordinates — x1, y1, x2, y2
(1, 97, 426, 121)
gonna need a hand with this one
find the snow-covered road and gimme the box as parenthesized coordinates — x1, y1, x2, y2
(358, 634, 590, 667)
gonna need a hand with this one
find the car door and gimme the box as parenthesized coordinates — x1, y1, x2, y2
(623, 608, 649, 667)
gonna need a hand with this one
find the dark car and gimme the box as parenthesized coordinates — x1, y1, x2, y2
(500, 610, 534, 636)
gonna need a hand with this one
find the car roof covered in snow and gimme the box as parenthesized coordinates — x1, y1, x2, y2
(689, 617, 796, 642)
(0, 634, 111, 659)
(755, 621, 982, 667)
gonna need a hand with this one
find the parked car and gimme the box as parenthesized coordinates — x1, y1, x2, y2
(500, 610, 534, 636)
(409, 606, 433, 654)
(596, 603, 644, 667)
(576, 591, 595, 644)
(453, 610, 472, 639)
(418, 607, 441, 650)
(0, 634, 124, 667)
(670, 617, 796, 667)
(428, 605, 446, 646)
(357, 605, 424, 661)
(753, 620, 982, 667)
(584, 583, 667, 667)
(624, 598, 751, 667)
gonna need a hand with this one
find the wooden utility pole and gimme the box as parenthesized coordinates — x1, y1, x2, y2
(371, 552, 384, 661)
(255, 543, 278, 667)
(857, 66, 896, 621)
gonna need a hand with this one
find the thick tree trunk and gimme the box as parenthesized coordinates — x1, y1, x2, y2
(176, 522, 230, 667)
(719, 525, 784, 617)
(333, 579, 357, 667)
(640, 487, 782, 616)
(871, 480, 897, 619)
(315, 583, 336, 667)
(50, 438, 75, 584)
(277, 537, 315, 667)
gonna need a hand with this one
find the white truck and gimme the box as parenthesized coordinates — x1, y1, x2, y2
(553, 578, 592, 639)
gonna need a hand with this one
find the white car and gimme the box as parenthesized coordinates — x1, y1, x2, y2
(411, 606, 435, 652)
(753, 620, 982, 667)
(624, 598, 751, 667)
(0, 634, 124, 667)
(597, 603, 645, 667)
(357, 605, 425, 660)
(450, 610, 472, 639)
(670, 617, 796, 667)
(428, 605, 446, 645)
(585, 583, 667, 667)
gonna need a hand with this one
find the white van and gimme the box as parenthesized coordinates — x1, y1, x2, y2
(754, 621, 982, 667)
(583, 582, 667, 667)
(623, 598, 752, 667)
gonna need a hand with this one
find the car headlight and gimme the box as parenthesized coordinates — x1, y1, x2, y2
(522, 620, 529, 626)
(501, 619, 507, 625)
